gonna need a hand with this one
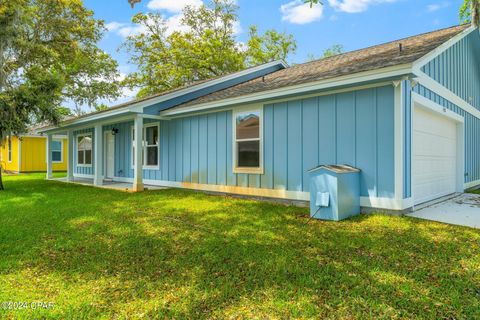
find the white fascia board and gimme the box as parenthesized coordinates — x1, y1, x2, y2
(415, 72, 480, 119)
(412, 26, 476, 73)
(160, 64, 413, 116)
(40, 60, 287, 132)
(127, 60, 288, 113)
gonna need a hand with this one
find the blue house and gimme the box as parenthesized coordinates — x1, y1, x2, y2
(41, 25, 480, 212)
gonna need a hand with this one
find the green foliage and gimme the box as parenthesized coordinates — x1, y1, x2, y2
(307, 44, 345, 61)
(461, 0, 480, 25)
(0, 0, 121, 139)
(0, 173, 479, 318)
(123, 0, 297, 98)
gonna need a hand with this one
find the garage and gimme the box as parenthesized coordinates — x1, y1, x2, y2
(413, 106, 460, 205)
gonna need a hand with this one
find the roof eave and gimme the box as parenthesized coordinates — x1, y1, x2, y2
(160, 63, 414, 117)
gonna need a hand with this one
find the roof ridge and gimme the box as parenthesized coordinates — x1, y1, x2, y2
(296, 23, 470, 68)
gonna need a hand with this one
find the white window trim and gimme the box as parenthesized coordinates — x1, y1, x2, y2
(232, 105, 264, 174)
(7, 136, 12, 163)
(76, 133, 93, 168)
(131, 122, 160, 170)
(52, 139, 64, 164)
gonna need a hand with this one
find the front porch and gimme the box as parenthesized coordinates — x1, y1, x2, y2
(50, 176, 168, 192)
(44, 113, 161, 192)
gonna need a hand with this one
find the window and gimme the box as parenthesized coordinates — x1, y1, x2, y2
(77, 134, 92, 166)
(131, 123, 159, 168)
(234, 107, 263, 174)
(52, 140, 63, 163)
(7, 137, 12, 162)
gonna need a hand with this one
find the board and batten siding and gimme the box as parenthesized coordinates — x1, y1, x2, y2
(402, 82, 480, 198)
(421, 30, 480, 111)
(102, 85, 395, 198)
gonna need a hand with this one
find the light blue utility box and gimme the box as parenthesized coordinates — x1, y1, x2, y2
(308, 165, 360, 221)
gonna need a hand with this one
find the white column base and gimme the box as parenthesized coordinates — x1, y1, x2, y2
(133, 183, 144, 192)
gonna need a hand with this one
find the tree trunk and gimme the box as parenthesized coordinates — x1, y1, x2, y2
(473, 0, 480, 27)
(0, 165, 4, 191)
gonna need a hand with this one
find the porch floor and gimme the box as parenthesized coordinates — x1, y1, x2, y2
(50, 177, 169, 192)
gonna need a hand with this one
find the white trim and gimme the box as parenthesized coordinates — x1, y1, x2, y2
(415, 73, 480, 119)
(76, 133, 93, 168)
(360, 196, 413, 211)
(73, 173, 94, 179)
(40, 61, 287, 132)
(411, 92, 464, 122)
(7, 136, 12, 163)
(394, 83, 404, 201)
(465, 179, 480, 189)
(166, 81, 396, 120)
(232, 105, 264, 174)
(104, 131, 116, 179)
(51, 139, 64, 164)
(18, 137, 22, 172)
(130, 122, 160, 170)
(411, 92, 465, 207)
(160, 64, 412, 116)
(412, 26, 476, 73)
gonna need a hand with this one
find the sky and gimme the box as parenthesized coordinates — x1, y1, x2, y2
(81, 0, 463, 110)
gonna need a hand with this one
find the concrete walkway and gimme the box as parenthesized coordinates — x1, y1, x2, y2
(50, 177, 168, 192)
(408, 193, 480, 229)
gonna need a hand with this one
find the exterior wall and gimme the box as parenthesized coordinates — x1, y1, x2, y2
(98, 85, 396, 199)
(0, 137, 19, 172)
(20, 137, 68, 172)
(421, 30, 480, 111)
(403, 31, 480, 197)
(403, 82, 480, 198)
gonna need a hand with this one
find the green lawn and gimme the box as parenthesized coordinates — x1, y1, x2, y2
(0, 174, 479, 319)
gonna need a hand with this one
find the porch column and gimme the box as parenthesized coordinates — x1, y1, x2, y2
(46, 134, 53, 179)
(133, 113, 144, 192)
(67, 130, 74, 182)
(93, 124, 103, 186)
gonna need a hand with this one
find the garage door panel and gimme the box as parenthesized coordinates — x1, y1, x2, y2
(413, 107, 458, 205)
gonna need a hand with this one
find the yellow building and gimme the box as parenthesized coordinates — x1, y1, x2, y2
(0, 134, 68, 172)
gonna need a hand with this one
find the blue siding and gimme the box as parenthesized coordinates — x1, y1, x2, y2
(402, 31, 480, 198)
(102, 85, 395, 198)
(422, 30, 480, 111)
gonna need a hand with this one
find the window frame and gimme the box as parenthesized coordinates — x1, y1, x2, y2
(232, 105, 264, 174)
(7, 136, 12, 163)
(51, 139, 63, 163)
(131, 122, 160, 170)
(76, 133, 93, 167)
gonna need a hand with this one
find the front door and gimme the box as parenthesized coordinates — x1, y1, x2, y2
(105, 132, 115, 179)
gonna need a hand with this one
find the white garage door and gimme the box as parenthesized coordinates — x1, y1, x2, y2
(413, 107, 458, 205)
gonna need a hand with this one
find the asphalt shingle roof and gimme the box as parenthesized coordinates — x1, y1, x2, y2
(167, 24, 470, 112)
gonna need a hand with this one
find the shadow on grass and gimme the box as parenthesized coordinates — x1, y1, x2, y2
(0, 174, 479, 318)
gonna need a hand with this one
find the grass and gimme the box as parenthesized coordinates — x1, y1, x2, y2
(0, 173, 479, 319)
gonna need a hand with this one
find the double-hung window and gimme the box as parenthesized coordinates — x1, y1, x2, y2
(7, 137, 12, 162)
(132, 123, 159, 169)
(233, 107, 263, 174)
(77, 134, 92, 166)
(51, 140, 63, 163)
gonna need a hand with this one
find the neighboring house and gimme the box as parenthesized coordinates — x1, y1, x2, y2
(41, 25, 480, 212)
(0, 132, 68, 172)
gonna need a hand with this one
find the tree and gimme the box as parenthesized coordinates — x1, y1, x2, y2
(123, 0, 296, 98)
(0, 0, 121, 189)
(307, 44, 345, 61)
(460, 0, 480, 25)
